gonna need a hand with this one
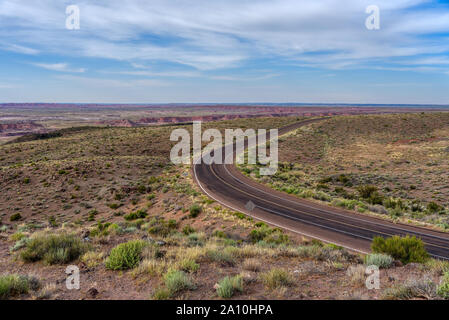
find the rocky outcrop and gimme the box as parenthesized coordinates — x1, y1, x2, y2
(0, 121, 44, 133)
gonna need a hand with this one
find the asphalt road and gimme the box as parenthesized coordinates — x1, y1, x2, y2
(193, 118, 449, 259)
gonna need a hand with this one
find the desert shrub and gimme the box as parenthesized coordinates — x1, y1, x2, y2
(367, 205, 388, 215)
(9, 232, 26, 242)
(90, 221, 113, 237)
(357, 185, 378, 198)
(164, 270, 195, 295)
(213, 230, 228, 239)
(357, 185, 384, 204)
(346, 265, 366, 287)
(176, 258, 199, 273)
(365, 253, 394, 269)
(10, 213, 22, 222)
(189, 204, 202, 218)
(182, 225, 195, 235)
(124, 209, 147, 221)
(132, 259, 166, 278)
(206, 247, 236, 266)
(297, 245, 322, 258)
(243, 258, 261, 272)
(87, 209, 98, 221)
(107, 203, 121, 209)
(48, 215, 58, 227)
(437, 272, 449, 299)
(105, 240, 147, 270)
(427, 202, 442, 213)
(333, 199, 357, 210)
(249, 225, 289, 245)
(0, 274, 40, 299)
(424, 259, 449, 276)
(152, 287, 172, 300)
(186, 232, 206, 247)
(216, 275, 243, 298)
(81, 251, 104, 268)
(20, 233, 89, 265)
(383, 278, 436, 300)
(10, 237, 29, 252)
(148, 217, 177, 237)
(261, 268, 293, 289)
(371, 235, 429, 264)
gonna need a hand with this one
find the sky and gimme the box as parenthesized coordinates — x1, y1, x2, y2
(0, 0, 449, 104)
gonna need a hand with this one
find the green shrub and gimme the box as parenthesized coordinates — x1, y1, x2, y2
(261, 268, 293, 289)
(189, 204, 202, 218)
(177, 258, 199, 273)
(148, 217, 177, 237)
(216, 275, 243, 298)
(105, 240, 147, 270)
(152, 287, 171, 300)
(0, 274, 39, 299)
(9, 232, 26, 241)
(437, 272, 449, 299)
(206, 247, 236, 266)
(357, 185, 384, 204)
(371, 235, 429, 264)
(365, 253, 394, 268)
(10, 213, 22, 222)
(182, 225, 195, 235)
(249, 225, 289, 245)
(107, 203, 121, 209)
(357, 185, 378, 198)
(427, 202, 442, 213)
(124, 209, 147, 221)
(186, 232, 206, 247)
(20, 233, 89, 265)
(164, 270, 195, 295)
(90, 222, 117, 237)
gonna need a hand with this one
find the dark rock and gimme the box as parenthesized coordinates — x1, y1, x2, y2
(393, 260, 403, 267)
(87, 287, 99, 298)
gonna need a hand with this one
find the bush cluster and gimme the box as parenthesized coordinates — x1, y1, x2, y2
(20, 233, 89, 265)
(105, 240, 147, 270)
(371, 235, 429, 264)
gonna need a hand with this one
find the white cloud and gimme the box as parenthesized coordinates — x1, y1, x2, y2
(32, 63, 86, 73)
(0, 43, 39, 55)
(55, 75, 168, 87)
(0, 0, 448, 73)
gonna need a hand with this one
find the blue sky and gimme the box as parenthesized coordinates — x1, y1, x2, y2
(0, 0, 449, 104)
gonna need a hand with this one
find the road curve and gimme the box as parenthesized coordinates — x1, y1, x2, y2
(193, 118, 449, 259)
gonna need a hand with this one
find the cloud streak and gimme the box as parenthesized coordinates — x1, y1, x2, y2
(32, 63, 86, 73)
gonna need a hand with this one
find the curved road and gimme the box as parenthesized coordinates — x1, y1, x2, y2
(193, 118, 449, 259)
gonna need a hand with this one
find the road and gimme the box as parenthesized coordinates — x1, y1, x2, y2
(193, 118, 449, 259)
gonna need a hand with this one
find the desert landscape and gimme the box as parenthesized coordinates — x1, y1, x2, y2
(1, 108, 449, 300)
(2, 0, 449, 308)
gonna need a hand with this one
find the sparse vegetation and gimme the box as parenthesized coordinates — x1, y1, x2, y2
(437, 272, 449, 299)
(0, 274, 40, 300)
(261, 268, 293, 289)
